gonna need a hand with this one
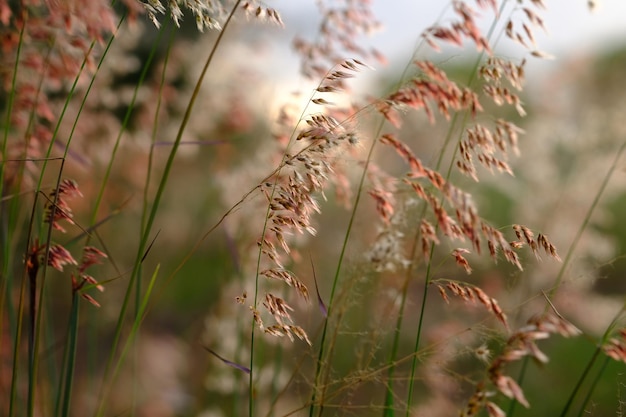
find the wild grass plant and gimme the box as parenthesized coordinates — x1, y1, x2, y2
(1, 0, 626, 416)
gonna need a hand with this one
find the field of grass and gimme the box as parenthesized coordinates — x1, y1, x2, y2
(1, 1, 626, 416)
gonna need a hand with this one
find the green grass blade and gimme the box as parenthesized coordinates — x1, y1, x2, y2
(94, 4, 241, 416)
(2, 20, 26, 417)
(59, 293, 80, 417)
(110, 264, 160, 393)
(574, 355, 611, 417)
(88, 22, 166, 233)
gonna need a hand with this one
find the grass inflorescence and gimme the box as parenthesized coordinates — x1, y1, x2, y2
(1, 1, 626, 416)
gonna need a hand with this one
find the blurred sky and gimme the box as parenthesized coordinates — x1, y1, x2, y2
(275, 0, 626, 75)
(369, 0, 626, 57)
(236, 1, 626, 117)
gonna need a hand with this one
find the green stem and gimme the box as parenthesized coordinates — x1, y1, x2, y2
(404, 245, 434, 417)
(8, 185, 36, 417)
(398, 2, 511, 414)
(574, 355, 611, 417)
(548, 139, 626, 299)
(29, 158, 67, 417)
(2, 21, 27, 417)
(89, 22, 165, 234)
(94, 3, 241, 416)
(0, 0, 24, 203)
(310, 110, 385, 417)
(59, 292, 80, 417)
(558, 345, 602, 417)
(564, 306, 625, 417)
(29, 14, 124, 416)
(515, 141, 626, 417)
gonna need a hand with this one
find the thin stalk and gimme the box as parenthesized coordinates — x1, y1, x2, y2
(511, 140, 626, 417)
(152, 65, 349, 308)
(250, 42, 356, 417)
(310, 115, 386, 417)
(29, 15, 124, 416)
(142, 25, 175, 248)
(574, 355, 611, 417)
(560, 306, 625, 417)
(381, 5, 449, 411)
(575, 303, 626, 416)
(558, 345, 602, 417)
(89, 22, 165, 233)
(400, 108, 473, 417)
(403, 244, 434, 417)
(548, 139, 626, 299)
(131, 19, 173, 417)
(0, 3, 24, 204)
(1, 21, 26, 412)
(108, 265, 160, 400)
(59, 292, 80, 417)
(28, 159, 65, 417)
(382, 246, 415, 417)
(94, 3, 241, 416)
(8, 177, 39, 417)
(86, 20, 165, 416)
(2, 24, 49, 331)
(385, 2, 512, 414)
(34, 42, 96, 188)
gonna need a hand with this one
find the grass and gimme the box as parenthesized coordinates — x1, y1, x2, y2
(1, 1, 626, 416)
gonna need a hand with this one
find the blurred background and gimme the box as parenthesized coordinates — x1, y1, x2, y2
(3, 1, 626, 416)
